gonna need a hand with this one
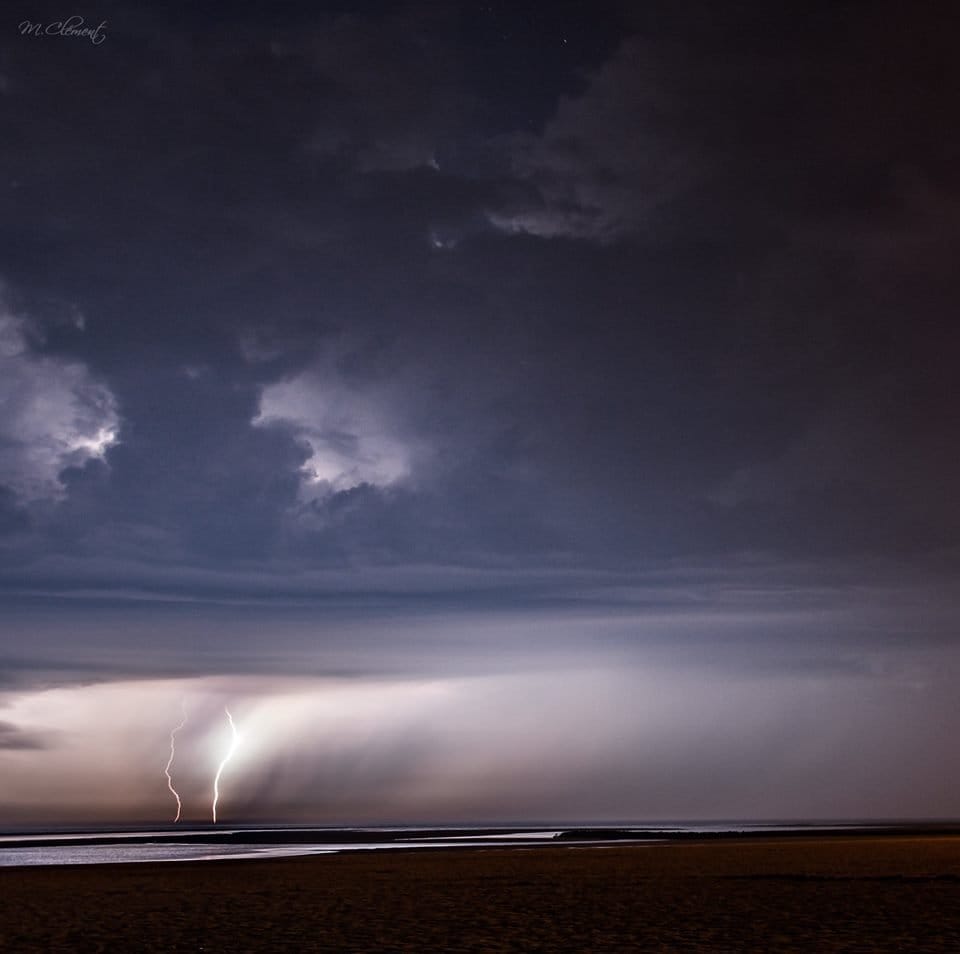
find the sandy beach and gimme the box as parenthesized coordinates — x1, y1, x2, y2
(3, 836, 960, 951)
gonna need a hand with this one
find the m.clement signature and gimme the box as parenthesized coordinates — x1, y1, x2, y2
(19, 15, 107, 45)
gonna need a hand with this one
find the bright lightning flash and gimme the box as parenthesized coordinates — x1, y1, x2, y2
(164, 703, 188, 823)
(211, 706, 240, 825)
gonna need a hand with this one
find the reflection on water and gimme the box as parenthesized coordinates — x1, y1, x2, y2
(0, 823, 907, 868)
(0, 833, 569, 867)
(0, 842, 338, 866)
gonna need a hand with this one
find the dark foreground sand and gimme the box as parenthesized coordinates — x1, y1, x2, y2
(4, 836, 960, 951)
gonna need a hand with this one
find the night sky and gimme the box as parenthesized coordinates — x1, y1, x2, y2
(2, 1, 959, 825)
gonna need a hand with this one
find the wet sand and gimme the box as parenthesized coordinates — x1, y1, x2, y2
(4, 836, 960, 951)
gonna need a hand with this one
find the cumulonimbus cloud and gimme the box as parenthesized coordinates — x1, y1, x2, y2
(490, 37, 706, 243)
(0, 305, 119, 504)
(253, 368, 413, 497)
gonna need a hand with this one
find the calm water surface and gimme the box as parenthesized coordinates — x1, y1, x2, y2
(0, 823, 899, 867)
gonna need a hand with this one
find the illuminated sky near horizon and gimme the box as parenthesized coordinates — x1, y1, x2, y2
(1, 0, 959, 825)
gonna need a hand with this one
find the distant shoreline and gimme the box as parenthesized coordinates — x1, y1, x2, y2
(5, 823, 960, 870)
(5, 821, 960, 851)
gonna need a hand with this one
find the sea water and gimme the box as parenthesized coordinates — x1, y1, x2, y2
(0, 829, 570, 866)
(0, 823, 898, 867)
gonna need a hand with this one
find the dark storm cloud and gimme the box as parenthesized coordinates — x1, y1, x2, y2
(0, 0, 958, 680)
(483, 3, 960, 558)
(3, 3, 960, 828)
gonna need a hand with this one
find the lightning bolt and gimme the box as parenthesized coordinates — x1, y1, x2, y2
(164, 702, 188, 823)
(211, 706, 239, 825)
